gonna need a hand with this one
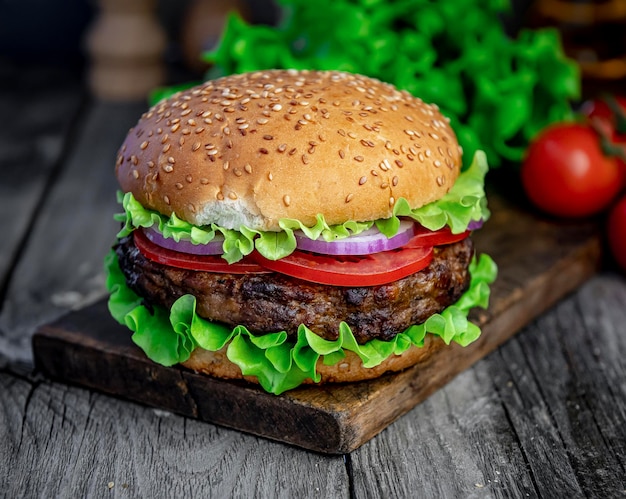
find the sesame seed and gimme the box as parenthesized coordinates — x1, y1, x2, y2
(283, 195, 291, 206)
(288, 148, 297, 156)
(434, 160, 442, 168)
(263, 134, 274, 140)
(268, 172, 273, 181)
(436, 176, 445, 186)
(171, 123, 180, 133)
(425, 149, 432, 158)
(347, 132, 357, 139)
(339, 150, 345, 159)
(147, 161, 155, 168)
(200, 178, 209, 185)
(392, 176, 399, 186)
(234, 168, 242, 177)
(140, 141, 149, 150)
(359, 176, 367, 185)
(192, 142, 201, 151)
(257, 118, 269, 125)
(354, 156, 364, 162)
(380, 182, 389, 189)
(338, 129, 346, 137)
(345, 193, 354, 203)
(131, 155, 138, 165)
(417, 152, 424, 162)
(228, 192, 238, 200)
(395, 160, 404, 168)
(277, 143, 287, 153)
(186, 174, 193, 183)
(302, 154, 309, 164)
(175, 182, 183, 190)
(389, 196, 395, 206)
(162, 164, 173, 173)
(223, 161, 230, 170)
(160, 134, 168, 144)
(132, 169, 139, 179)
(167, 156, 175, 164)
(217, 192, 224, 200)
(162, 144, 171, 153)
(164, 195, 170, 205)
(272, 104, 282, 111)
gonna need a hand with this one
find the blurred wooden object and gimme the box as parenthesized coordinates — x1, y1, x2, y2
(86, 0, 167, 101)
(180, 0, 249, 74)
(529, 0, 626, 97)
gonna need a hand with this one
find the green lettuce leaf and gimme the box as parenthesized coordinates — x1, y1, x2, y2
(105, 250, 498, 395)
(116, 151, 490, 262)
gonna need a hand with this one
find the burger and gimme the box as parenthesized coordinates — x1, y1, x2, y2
(105, 69, 497, 395)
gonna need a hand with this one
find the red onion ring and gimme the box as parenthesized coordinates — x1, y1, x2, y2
(294, 220, 416, 255)
(142, 227, 224, 255)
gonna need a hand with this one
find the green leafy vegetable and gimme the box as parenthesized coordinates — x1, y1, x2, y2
(116, 151, 489, 261)
(105, 250, 497, 394)
(199, 0, 579, 169)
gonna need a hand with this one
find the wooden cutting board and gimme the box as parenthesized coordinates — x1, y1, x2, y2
(32, 188, 602, 454)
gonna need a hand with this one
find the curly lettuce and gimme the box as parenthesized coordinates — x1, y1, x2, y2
(116, 151, 489, 262)
(105, 250, 497, 395)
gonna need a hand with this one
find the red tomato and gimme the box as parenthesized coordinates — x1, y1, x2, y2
(607, 195, 626, 271)
(521, 123, 624, 218)
(408, 226, 471, 248)
(251, 244, 434, 287)
(134, 230, 271, 274)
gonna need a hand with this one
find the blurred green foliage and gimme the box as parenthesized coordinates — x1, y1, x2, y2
(204, 0, 580, 168)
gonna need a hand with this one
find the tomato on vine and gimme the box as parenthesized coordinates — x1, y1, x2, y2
(521, 123, 624, 218)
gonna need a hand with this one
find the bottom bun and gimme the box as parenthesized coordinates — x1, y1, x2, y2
(181, 334, 442, 386)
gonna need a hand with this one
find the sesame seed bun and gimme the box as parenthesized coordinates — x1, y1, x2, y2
(116, 69, 462, 231)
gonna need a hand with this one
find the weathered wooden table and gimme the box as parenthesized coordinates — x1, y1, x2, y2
(1, 63, 625, 497)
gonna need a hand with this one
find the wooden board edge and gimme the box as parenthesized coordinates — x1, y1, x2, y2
(316, 233, 604, 452)
(30, 228, 603, 455)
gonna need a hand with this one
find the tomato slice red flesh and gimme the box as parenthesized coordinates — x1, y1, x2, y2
(251, 244, 433, 286)
(133, 230, 271, 274)
(133, 225, 469, 286)
(407, 226, 471, 248)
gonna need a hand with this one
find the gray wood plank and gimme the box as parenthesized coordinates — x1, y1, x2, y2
(0, 100, 144, 365)
(350, 273, 626, 498)
(0, 370, 350, 498)
(0, 65, 84, 287)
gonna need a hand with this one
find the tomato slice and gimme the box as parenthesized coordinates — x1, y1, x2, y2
(251, 242, 434, 287)
(133, 225, 468, 286)
(407, 226, 470, 248)
(133, 230, 271, 274)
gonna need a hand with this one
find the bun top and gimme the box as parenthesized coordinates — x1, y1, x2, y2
(116, 70, 462, 231)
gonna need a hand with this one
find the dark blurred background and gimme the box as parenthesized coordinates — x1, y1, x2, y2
(0, 0, 625, 98)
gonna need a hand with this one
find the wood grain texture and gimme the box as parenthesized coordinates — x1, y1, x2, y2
(32, 188, 603, 453)
(0, 99, 144, 366)
(0, 370, 349, 498)
(0, 65, 83, 294)
(349, 273, 626, 498)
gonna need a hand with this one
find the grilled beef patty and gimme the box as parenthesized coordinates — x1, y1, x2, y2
(115, 234, 473, 344)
